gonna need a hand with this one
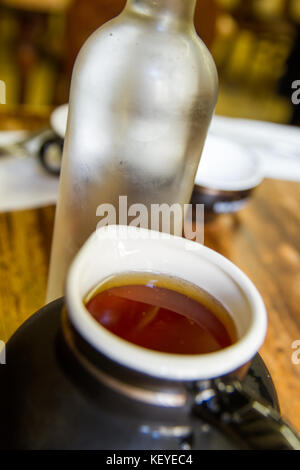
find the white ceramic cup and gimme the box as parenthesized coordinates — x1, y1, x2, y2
(66, 225, 267, 381)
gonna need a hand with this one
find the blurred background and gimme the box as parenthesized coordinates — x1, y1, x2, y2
(0, 0, 299, 125)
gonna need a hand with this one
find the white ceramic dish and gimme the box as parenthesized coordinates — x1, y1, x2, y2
(195, 135, 263, 192)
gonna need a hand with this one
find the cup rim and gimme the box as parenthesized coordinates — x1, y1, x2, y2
(66, 226, 267, 381)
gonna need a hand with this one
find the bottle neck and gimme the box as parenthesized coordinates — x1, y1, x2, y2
(125, 0, 197, 28)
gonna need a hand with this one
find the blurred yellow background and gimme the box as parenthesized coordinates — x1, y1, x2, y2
(0, 0, 299, 124)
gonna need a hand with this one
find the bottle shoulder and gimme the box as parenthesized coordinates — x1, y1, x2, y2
(74, 15, 216, 73)
(70, 15, 218, 106)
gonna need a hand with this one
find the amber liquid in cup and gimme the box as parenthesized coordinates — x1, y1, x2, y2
(85, 273, 237, 355)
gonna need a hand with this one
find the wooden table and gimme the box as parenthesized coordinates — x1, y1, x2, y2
(0, 110, 299, 434)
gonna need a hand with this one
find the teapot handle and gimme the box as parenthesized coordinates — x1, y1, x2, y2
(191, 377, 300, 450)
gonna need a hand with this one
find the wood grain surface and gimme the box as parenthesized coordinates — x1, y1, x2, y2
(0, 111, 299, 434)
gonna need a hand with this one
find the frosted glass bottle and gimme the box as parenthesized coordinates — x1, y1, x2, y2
(47, 0, 218, 301)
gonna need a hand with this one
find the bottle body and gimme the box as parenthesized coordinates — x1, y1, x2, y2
(47, 1, 218, 301)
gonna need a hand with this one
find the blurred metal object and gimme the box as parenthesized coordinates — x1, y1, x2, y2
(47, 0, 218, 301)
(0, 128, 48, 157)
(192, 186, 253, 216)
(192, 377, 300, 450)
(0, 127, 64, 176)
(38, 136, 63, 176)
